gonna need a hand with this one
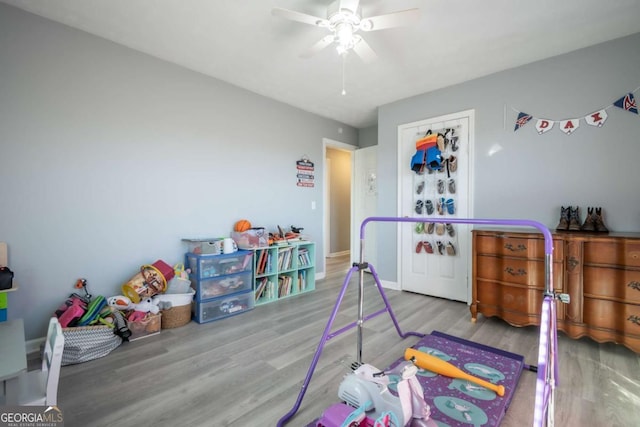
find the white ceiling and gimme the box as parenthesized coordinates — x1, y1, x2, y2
(3, 0, 640, 129)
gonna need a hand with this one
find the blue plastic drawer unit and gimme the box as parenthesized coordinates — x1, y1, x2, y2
(193, 271, 252, 300)
(186, 250, 253, 281)
(192, 289, 255, 324)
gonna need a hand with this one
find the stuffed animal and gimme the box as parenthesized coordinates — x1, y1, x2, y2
(107, 295, 133, 311)
(131, 297, 160, 315)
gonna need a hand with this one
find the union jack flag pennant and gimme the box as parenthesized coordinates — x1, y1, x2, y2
(613, 93, 638, 114)
(514, 112, 533, 131)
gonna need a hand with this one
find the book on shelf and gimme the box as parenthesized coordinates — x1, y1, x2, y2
(256, 249, 268, 275)
(255, 277, 275, 301)
(298, 269, 306, 291)
(298, 248, 311, 266)
(277, 275, 293, 298)
(255, 249, 273, 275)
(278, 246, 294, 271)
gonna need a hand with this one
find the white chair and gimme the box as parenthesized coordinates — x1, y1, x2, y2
(17, 317, 65, 406)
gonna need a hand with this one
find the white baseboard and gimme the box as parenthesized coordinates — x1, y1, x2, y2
(316, 271, 326, 280)
(379, 279, 400, 291)
(26, 337, 44, 356)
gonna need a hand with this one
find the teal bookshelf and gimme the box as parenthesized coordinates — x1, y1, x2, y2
(252, 241, 315, 305)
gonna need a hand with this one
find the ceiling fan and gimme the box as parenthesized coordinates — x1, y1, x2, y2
(272, 0, 420, 63)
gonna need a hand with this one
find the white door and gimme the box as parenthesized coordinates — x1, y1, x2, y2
(397, 111, 474, 302)
(352, 146, 378, 268)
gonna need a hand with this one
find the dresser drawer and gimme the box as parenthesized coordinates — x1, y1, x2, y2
(476, 255, 562, 289)
(583, 297, 640, 336)
(476, 280, 544, 314)
(583, 266, 640, 304)
(474, 234, 563, 261)
(583, 240, 640, 267)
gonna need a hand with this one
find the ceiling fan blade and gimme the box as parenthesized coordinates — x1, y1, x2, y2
(352, 36, 377, 63)
(272, 7, 328, 27)
(360, 8, 420, 31)
(301, 35, 335, 58)
(339, 0, 361, 13)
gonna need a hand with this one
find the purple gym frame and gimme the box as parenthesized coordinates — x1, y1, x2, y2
(277, 217, 560, 427)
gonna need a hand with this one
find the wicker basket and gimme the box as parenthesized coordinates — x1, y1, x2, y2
(161, 304, 192, 329)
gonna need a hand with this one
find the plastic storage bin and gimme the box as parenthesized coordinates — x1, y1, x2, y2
(192, 271, 252, 300)
(231, 228, 269, 249)
(186, 251, 253, 280)
(182, 238, 224, 255)
(193, 289, 255, 324)
(128, 313, 161, 341)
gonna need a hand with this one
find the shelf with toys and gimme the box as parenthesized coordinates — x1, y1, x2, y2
(227, 221, 315, 306)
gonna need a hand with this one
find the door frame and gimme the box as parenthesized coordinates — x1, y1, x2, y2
(351, 145, 378, 268)
(322, 138, 356, 276)
(395, 109, 476, 302)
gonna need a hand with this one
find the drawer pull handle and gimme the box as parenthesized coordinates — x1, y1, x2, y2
(628, 315, 640, 326)
(504, 243, 527, 252)
(505, 267, 527, 276)
(567, 256, 580, 272)
(628, 281, 640, 291)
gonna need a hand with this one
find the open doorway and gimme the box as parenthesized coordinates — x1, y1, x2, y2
(322, 139, 355, 276)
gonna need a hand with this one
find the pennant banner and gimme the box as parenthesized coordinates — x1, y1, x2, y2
(514, 112, 532, 131)
(559, 119, 579, 135)
(535, 119, 554, 134)
(513, 88, 638, 135)
(585, 109, 608, 127)
(613, 93, 638, 114)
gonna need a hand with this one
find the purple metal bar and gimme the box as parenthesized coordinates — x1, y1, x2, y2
(277, 264, 359, 427)
(360, 217, 554, 259)
(359, 217, 557, 427)
(278, 216, 557, 426)
(327, 308, 388, 340)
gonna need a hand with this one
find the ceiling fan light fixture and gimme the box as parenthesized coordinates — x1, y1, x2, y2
(273, 1, 420, 66)
(335, 23, 355, 51)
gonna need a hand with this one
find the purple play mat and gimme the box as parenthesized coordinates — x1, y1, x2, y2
(308, 331, 525, 427)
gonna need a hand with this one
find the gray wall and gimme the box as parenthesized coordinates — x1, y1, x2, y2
(358, 125, 378, 148)
(0, 4, 358, 340)
(376, 32, 640, 282)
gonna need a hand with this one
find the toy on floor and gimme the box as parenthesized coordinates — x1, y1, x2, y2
(337, 362, 437, 427)
(127, 297, 160, 321)
(55, 295, 87, 327)
(404, 348, 505, 397)
(317, 401, 403, 427)
(74, 278, 92, 299)
(55, 279, 99, 327)
(77, 295, 107, 326)
(107, 295, 133, 311)
(387, 361, 435, 427)
(316, 402, 368, 427)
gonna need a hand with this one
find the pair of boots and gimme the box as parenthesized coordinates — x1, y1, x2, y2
(581, 207, 609, 232)
(556, 206, 608, 232)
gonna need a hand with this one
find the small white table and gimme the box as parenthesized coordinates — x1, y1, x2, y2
(0, 318, 27, 404)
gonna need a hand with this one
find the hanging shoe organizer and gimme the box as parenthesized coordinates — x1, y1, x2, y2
(412, 126, 461, 256)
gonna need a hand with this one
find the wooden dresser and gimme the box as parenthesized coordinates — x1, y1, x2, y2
(472, 229, 640, 353)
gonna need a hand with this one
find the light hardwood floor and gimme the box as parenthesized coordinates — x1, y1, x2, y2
(51, 254, 639, 426)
